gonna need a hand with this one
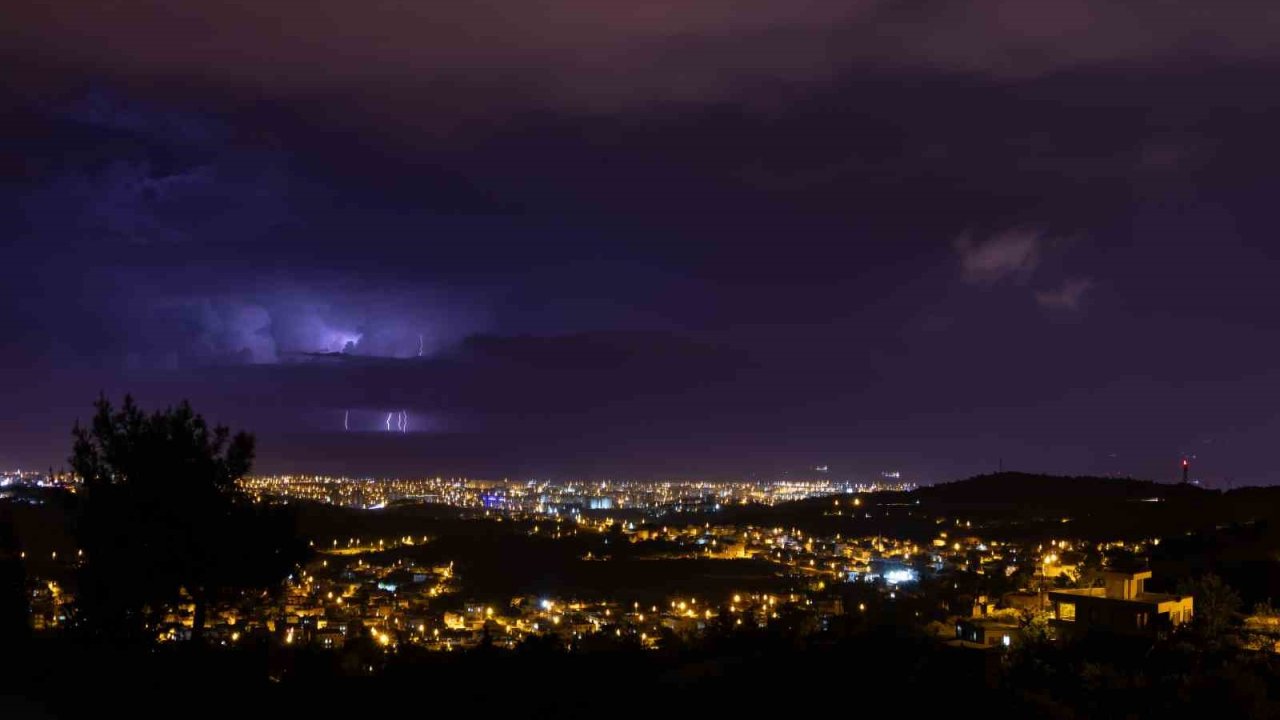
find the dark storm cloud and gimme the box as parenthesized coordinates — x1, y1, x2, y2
(13, 89, 292, 249)
(3, 3, 1280, 483)
(105, 329, 754, 454)
(22, 158, 289, 247)
(6, 1, 1280, 109)
(5, 91, 493, 371)
(62, 88, 224, 145)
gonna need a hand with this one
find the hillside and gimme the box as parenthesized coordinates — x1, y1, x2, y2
(693, 472, 1280, 544)
(913, 471, 1208, 505)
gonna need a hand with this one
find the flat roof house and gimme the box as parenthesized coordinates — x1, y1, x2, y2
(1049, 570, 1193, 639)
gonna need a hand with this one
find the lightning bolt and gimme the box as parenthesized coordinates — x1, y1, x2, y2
(418, 333, 424, 357)
(398, 410, 407, 433)
(344, 410, 349, 431)
(385, 412, 393, 431)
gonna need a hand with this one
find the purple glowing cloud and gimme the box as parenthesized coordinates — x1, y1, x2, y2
(954, 229, 1042, 285)
(1035, 278, 1094, 311)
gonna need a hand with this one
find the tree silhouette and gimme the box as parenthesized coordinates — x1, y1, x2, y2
(70, 395, 306, 641)
(1179, 573, 1242, 646)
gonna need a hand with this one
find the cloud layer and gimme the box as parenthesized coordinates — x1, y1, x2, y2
(4, 17, 1280, 482)
(7, 1, 1280, 108)
(120, 283, 491, 368)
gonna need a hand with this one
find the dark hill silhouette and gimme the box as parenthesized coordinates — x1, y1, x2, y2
(913, 471, 1209, 505)
(694, 471, 1280, 545)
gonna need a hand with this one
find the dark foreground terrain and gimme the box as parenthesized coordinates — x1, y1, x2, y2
(4, 621, 1280, 720)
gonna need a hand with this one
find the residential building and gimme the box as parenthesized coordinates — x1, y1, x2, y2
(1049, 570, 1193, 638)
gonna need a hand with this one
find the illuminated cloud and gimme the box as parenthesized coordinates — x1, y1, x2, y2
(953, 229, 1042, 285)
(1035, 278, 1093, 311)
(111, 283, 490, 369)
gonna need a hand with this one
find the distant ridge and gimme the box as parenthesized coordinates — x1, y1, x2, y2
(697, 469, 1280, 544)
(915, 471, 1208, 506)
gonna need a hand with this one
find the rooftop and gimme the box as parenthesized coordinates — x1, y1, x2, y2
(1049, 587, 1189, 605)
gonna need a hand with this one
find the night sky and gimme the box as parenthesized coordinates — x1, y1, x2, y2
(3, 2, 1279, 483)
